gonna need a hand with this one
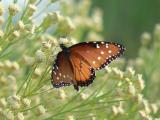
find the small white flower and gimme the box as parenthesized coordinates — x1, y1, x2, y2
(137, 74, 145, 91)
(154, 24, 160, 36)
(0, 3, 4, 15)
(0, 29, 4, 37)
(0, 98, 7, 108)
(112, 105, 118, 115)
(4, 60, 12, 68)
(127, 67, 135, 76)
(29, 4, 37, 12)
(42, 41, 52, 49)
(37, 105, 46, 115)
(142, 99, 151, 114)
(59, 37, 69, 45)
(150, 103, 158, 114)
(136, 94, 143, 104)
(80, 93, 89, 100)
(66, 115, 75, 120)
(35, 50, 46, 62)
(8, 3, 20, 16)
(16, 113, 24, 120)
(0, 17, 4, 25)
(59, 89, 66, 100)
(128, 82, 136, 96)
(141, 32, 151, 46)
(18, 20, 25, 30)
(13, 31, 20, 37)
(12, 61, 20, 70)
(4, 110, 14, 120)
(22, 98, 31, 107)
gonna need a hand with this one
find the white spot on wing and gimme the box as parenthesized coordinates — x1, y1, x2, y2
(96, 44, 100, 48)
(98, 57, 101, 60)
(93, 61, 96, 64)
(59, 73, 62, 76)
(53, 71, 56, 75)
(108, 50, 112, 53)
(101, 51, 104, 55)
(101, 41, 104, 44)
(106, 44, 109, 48)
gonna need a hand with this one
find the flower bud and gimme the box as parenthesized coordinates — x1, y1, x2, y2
(13, 31, 20, 38)
(12, 61, 20, 70)
(105, 66, 112, 73)
(80, 93, 89, 100)
(27, 4, 37, 16)
(0, 17, 4, 25)
(141, 32, 151, 46)
(128, 82, 136, 96)
(59, 37, 69, 45)
(22, 98, 31, 107)
(16, 113, 24, 120)
(154, 24, 160, 48)
(150, 103, 158, 114)
(37, 105, 46, 115)
(137, 74, 145, 91)
(136, 94, 143, 104)
(142, 99, 151, 114)
(0, 98, 7, 108)
(0, 3, 4, 16)
(112, 105, 118, 115)
(35, 50, 45, 63)
(8, 4, 20, 16)
(42, 41, 52, 49)
(7, 95, 21, 109)
(126, 67, 135, 76)
(41, 12, 63, 29)
(0, 76, 7, 85)
(0, 29, 4, 37)
(18, 20, 25, 30)
(4, 110, 14, 120)
(66, 115, 75, 120)
(4, 60, 12, 68)
(34, 68, 42, 77)
(58, 89, 66, 100)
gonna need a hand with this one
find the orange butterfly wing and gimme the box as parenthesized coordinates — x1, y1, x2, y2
(69, 41, 125, 89)
(70, 42, 125, 70)
(51, 52, 73, 88)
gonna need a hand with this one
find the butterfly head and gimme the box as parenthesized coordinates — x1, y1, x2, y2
(60, 44, 70, 56)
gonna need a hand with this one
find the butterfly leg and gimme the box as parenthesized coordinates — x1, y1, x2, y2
(72, 80, 79, 91)
(73, 84, 79, 91)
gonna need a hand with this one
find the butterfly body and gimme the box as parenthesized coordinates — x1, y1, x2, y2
(51, 41, 125, 91)
(60, 44, 70, 57)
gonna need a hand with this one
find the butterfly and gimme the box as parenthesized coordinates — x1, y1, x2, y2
(51, 41, 125, 91)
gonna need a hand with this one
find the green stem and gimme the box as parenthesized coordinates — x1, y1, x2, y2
(14, 0, 18, 3)
(16, 64, 37, 95)
(4, 15, 12, 34)
(23, 64, 38, 97)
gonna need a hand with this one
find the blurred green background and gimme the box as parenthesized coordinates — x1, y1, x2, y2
(92, 0, 160, 58)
